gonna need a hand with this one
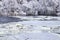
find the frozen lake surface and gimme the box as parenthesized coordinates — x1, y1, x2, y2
(1, 32, 60, 40)
(0, 16, 60, 26)
(0, 16, 60, 40)
(18, 21, 60, 26)
(14, 32, 60, 40)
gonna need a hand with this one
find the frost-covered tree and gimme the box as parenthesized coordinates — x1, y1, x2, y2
(0, 0, 60, 16)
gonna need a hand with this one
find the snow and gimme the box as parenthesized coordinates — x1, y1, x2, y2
(0, 18, 60, 40)
(17, 21, 60, 26)
(6, 32, 60, 40)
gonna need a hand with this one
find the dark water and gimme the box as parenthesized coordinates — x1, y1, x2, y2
(0, 16, 22, 24)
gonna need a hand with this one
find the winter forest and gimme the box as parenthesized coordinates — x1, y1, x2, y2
(0, 0, 60, 16)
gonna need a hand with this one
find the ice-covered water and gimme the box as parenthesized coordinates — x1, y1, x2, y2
(0, 16, 22, 24)
(0, 16, 60, 40)
(17, 21, 60, 27)
(2, 32, 60, 40)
